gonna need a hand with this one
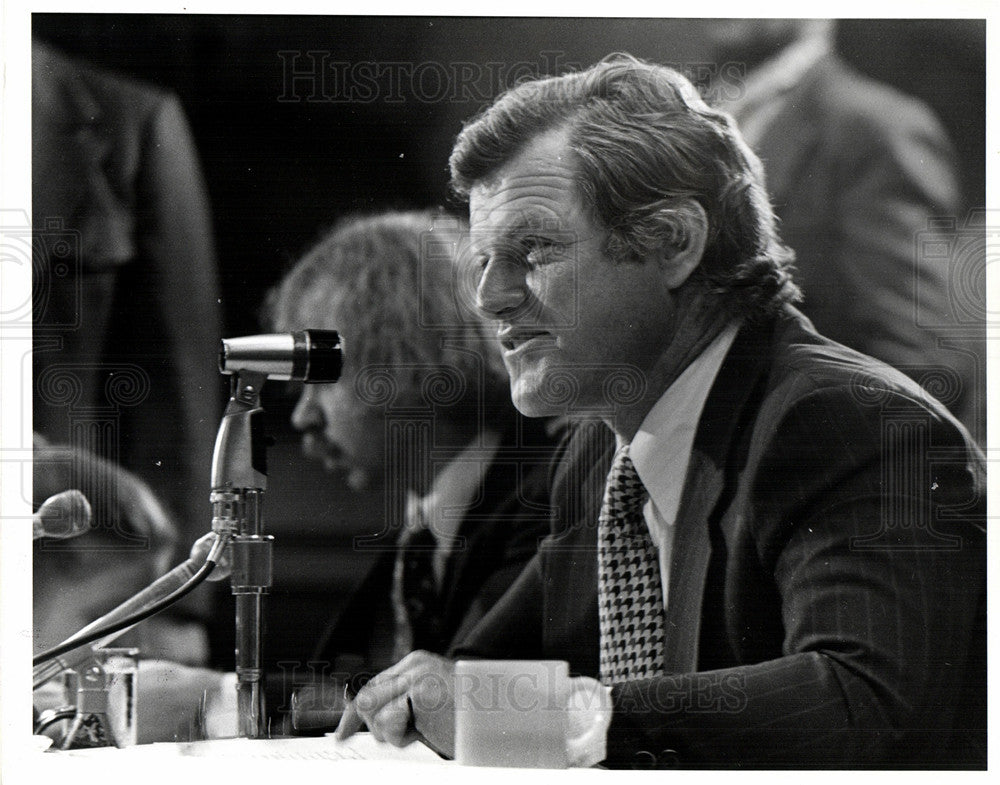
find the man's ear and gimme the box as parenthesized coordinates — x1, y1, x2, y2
(652, 199, 708, 290)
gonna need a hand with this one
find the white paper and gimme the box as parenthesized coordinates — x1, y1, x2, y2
(53, 732, 446, 764)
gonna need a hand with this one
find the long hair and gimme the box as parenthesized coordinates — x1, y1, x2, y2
(264, 209, 511, 418)
(450, 53, 800, 319)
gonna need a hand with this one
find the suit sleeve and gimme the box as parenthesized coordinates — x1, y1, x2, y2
(448, 550, 545, 661)
(448, 460, 553, 646)
(827, 101, 982, 443)
(605, 385, 986, 767)
(830, 98, 960, 371)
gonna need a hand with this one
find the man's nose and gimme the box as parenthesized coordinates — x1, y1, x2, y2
(475, 257, 527, 317)
(290, 387, 323, 432)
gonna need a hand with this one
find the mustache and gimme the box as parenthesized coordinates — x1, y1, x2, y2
(299, 433, 371, 489)
(300, 431, 343, 461)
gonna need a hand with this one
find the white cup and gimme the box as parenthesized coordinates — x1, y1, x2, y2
(99, 647, 139, 747)
(454, 660, 570, 768)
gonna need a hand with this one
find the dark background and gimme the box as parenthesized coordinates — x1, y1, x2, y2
(30, 15, 986, 674)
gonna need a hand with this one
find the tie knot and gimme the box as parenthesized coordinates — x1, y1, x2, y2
(608, 445, 645, 507)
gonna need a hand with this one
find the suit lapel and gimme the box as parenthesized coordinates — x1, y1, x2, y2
(663, 317, 776, 673)
(544, 419, 615, 675)
(662, 450, 722, 673)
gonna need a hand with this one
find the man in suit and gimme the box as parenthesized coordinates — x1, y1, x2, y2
(32, 38, 222, 561)
(336, 55, 986, 768)
(707, 20, 981, 443)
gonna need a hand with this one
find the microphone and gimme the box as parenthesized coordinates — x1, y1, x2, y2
(32, 490, 92, 541)
(33, 532, 231, 688)
(219, 329, 342, 382)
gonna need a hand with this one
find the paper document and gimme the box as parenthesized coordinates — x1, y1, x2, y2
(57, 733, 446, 763)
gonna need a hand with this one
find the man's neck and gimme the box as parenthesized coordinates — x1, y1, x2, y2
(605, 290, 732, 443)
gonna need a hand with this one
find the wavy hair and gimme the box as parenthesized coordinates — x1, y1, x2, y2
(449, 53, 800, 319)
(264, 210, 511, 417)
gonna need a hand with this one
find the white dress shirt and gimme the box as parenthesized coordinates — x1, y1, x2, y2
(627, 319, 742, 609)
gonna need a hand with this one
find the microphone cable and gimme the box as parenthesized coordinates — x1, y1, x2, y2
(32, 534, 226, 668)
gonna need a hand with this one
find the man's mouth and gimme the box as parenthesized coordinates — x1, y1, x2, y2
(301, 432, 345, 470)
(498, 327, 553, 353)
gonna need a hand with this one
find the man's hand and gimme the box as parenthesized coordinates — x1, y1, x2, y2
(335, 650, 456, 758)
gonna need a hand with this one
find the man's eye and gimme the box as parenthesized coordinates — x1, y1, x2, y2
(525, 238, 568, 266)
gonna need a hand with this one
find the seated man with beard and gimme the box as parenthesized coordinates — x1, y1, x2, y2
(265, 210, 556, 721)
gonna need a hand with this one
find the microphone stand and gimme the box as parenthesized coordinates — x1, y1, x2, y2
(210, 370, 273, 739)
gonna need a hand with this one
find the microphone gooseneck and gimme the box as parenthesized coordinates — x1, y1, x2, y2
(32, 532, 229, 686)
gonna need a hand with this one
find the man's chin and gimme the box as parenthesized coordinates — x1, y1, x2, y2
(510, 380, 561, 419)
(303, 447, 375, 491)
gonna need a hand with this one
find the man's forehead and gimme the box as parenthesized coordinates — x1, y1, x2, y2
(467, 184, 587, 248)
(468, 195, 571, 233)
(469, 128, 581, 218)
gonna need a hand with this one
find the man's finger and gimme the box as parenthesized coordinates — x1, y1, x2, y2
(335, 669, 409, 740)
(372, 693, 413, 747)
(352, 670, 409, 715)
(334, 699, 365, 740)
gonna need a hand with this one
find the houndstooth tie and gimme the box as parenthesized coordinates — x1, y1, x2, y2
(598, 444, 666, 684)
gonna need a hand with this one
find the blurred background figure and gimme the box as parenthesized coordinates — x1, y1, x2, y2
(265, 211, 555, 693)
(32, 36, 222, 572)
(705, 19, 981, 440)
(32, 433, 210, 664)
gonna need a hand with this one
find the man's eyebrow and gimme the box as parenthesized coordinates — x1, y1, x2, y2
(474, 208, 567, 238)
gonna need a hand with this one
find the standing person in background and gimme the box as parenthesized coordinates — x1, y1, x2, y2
(706, 19, 980, 440)
(32, 37, 222, 573)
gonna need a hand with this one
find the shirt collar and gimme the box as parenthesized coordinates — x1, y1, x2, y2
(407, 429, 502, 543)
(629, 320, 742, 525)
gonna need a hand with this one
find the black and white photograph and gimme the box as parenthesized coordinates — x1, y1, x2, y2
(1, 2, 992, 778)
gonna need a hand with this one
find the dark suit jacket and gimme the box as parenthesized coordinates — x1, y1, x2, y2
(744, 53, 981, 442)
(311, 414, 557, 673)
(455, 308, 986, 769)
(32, 40, 221, 558)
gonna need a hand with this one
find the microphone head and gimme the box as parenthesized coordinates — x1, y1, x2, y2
(33, 490, 92, 540)
(218, 329, 342, 383)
